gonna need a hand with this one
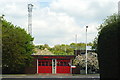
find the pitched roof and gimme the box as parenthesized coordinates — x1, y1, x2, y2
(32, 48, 54, 55)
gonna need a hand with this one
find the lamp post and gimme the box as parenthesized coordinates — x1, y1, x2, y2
(85, 26, 88, 74)
(75, 34, 77, 55)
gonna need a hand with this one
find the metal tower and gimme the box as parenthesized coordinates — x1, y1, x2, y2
(118, 1, 120, 15)
(28, 4, 33, 36)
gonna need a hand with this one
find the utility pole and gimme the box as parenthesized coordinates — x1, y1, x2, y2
(65, 44, 66, 54)
(75, 34, 77, 45)
(85, 26, 88, 75)
(75, 34, 77, 55)
(28, 4, 33, 36)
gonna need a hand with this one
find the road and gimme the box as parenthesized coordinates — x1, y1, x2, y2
(1, 74, 100, 80)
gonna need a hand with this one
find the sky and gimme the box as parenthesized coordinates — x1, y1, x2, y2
(0, 0, 119, 47)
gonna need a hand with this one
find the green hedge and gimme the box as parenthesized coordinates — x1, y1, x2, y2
(97, 16, 119, 79)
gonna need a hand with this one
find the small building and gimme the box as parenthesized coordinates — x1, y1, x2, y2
(25, 54, 75, 74)
(34, 55, 75, 74)
(25, 49, 97, 74)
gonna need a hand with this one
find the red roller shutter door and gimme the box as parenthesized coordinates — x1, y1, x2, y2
(56, 60, 71, 73)
(38, 60, 52, 73)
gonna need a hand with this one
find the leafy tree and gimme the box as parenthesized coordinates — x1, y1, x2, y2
(73, 52, 99, 73)
(92, 13, 118, 51)
(97, 14, 119, 79)
(44, 44, 50, 50)
(50, 44, 74, 55)
(33, 48, 53, 55)
(2, 18, 34, 73)
(35, 42, 93, 55)
(35, 44, 51, 50)
(70, 43, 87, 50)
(91, 37, 98, 50)
(87, 42, 93, 46)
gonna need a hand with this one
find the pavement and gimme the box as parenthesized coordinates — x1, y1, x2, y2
(1, 74, 100, 78)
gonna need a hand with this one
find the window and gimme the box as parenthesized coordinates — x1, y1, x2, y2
(42, 62, 45, 66)
(57, 62, 60, 66)
(38, 60, 52, 66)
(49, 62, 52, 66)
(38, 62, 41, 66)
(46, 62, 48, 66)
(57, 61, 70, 66)
(60, 62, 63, 66)
(63, 62, 66, 66)
(63, 62, 69, 66)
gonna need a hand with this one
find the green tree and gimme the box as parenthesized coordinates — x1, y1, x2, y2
(92, 13, 118, 51)
(35, 44, 51, 50)
(73, 52, 99, 73)
(44, 44, 51, 50)
(97, 14, 119, 79)
(2, 18, 34, 73)
(51, 44, 74, 55)
(91, 37, 98, 50)
(38, 45, 45, 50)
(70, 43, 86, 50)
(34, 42, 93, 55)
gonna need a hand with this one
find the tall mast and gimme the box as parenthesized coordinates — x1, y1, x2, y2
(28, 4, 33, 36)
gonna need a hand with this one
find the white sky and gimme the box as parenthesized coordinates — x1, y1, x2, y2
(0, 0, 119, 47)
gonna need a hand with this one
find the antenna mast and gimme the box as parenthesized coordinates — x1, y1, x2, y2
(28, 4, 33, 36)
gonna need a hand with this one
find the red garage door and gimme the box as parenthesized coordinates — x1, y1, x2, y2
(56, 60, 71, 73)
(38, 60, 52, 73)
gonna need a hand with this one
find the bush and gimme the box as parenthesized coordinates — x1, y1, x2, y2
(97, 14, 119, 79)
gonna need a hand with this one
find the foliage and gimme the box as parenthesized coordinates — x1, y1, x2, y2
(98, 13, 118, 34)
(48, 44, 74, 55)
(92, 13, 118, 51)
(35, 43, 92, 55)
(91, 37, 98, 51)
(2, 18, 34, 73)
(73, 52, 99, 73)
(70, 43, 85, 50)
(33, 48, 53, 55)
(97, 14, 119, 79)
(35, 44, 50, 50)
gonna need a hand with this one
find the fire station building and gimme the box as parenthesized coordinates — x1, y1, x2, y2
(25, 55, 75, 74)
